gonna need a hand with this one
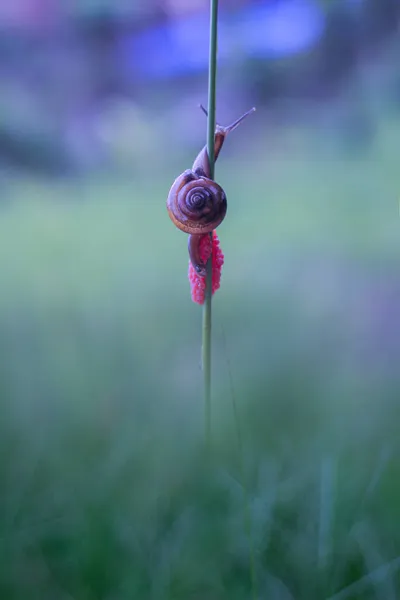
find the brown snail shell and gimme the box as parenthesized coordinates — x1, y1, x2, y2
(167, 107, 255, 276)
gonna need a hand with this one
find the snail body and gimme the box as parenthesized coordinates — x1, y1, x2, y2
(167, 107, 255, 276)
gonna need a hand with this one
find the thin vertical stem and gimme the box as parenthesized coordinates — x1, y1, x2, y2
(207, 0, 218, 180)
(202, 261, 212, 448)
(202, 0, 218, 449)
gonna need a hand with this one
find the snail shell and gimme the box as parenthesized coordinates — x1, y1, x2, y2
(167, 107, 255, 276)
(167, 169, 227, 236)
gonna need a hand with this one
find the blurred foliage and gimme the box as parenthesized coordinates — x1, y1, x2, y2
(0, 0, 399, 173)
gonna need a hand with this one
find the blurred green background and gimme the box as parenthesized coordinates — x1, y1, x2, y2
(1, 1, 400, 598)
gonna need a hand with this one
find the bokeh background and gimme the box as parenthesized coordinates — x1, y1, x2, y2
(1, 1, 400, 598)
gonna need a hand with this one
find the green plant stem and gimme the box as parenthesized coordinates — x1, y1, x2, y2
(207, 0, 218, 180)
(202, 262, 212, 448)
(202, 0, 219, 450)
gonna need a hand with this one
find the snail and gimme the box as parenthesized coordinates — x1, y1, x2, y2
(167, 106, 255, 277)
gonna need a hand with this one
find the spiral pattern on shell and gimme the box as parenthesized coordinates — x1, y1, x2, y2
(167, 170, 227, 235)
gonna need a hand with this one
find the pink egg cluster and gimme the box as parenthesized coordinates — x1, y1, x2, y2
(188, 231, 224, 304)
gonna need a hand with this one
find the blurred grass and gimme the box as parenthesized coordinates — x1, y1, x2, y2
(0, 106, 400, 599)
